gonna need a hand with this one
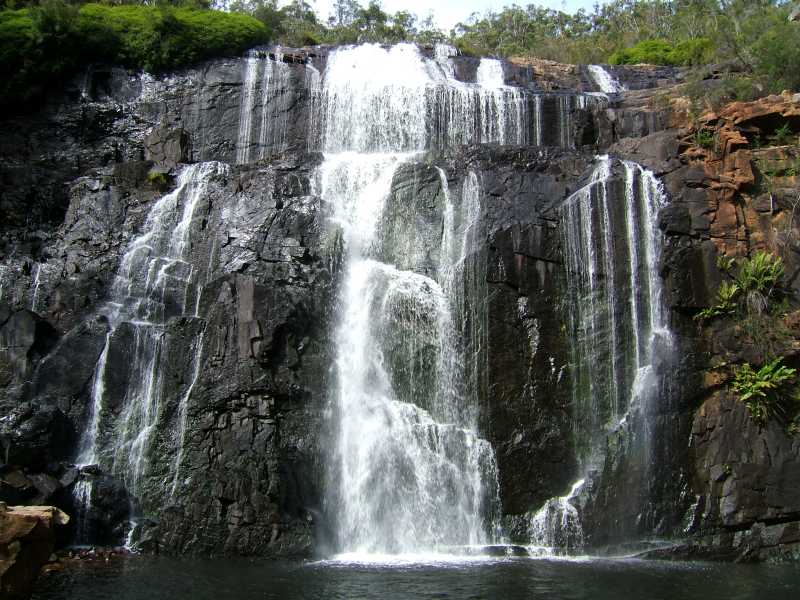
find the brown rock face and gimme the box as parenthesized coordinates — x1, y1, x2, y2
(681, 94, 800, 257)
(0, 504, 69, 600)
(667, 93, 800, 560)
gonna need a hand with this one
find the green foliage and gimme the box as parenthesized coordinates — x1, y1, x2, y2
(769, 123, 796, 147)
(610, 39, 671, 66)
(609, 38, 714, 66)
(737, 250, 785, 297)
(732, 358, 796, 426)
(750, 13, 800, 94)
(696, 251, 785, 321)
(0, 10, 37, 87)
(77, 4, 268, 73)
(230, 0, 443, 47)
(696, 281, 739, 320)
(1, 2, 269, 107)
(670, 37, 714, 66)
(693, 128, 715, 150)
(717, 254, 736, 274)
(146, 169, 169, 189)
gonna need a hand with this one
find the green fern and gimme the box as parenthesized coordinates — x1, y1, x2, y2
(768, 122, 794, 146)
(736, 250, 784, 296)
(732, 358, 796, 426)
(696, 281, 740, 320)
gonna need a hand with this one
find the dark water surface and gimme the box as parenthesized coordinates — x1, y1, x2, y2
(31, 555, 799, 600)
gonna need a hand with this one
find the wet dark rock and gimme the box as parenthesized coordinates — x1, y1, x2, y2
(144, 127, 190, 168)
(0, 471, 37, 505)
(0, 404, 72, 472)
(0, 311, 59, 397)
(74, 471, 131, 547)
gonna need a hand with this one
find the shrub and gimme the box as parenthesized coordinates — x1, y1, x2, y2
(609, 38, 713, 67)
(670, 38, 714, 66)
(609, 39, 674, 65)
(768, 123, 796, 147)
(751, 17, 800, 94)
(732, 358, 796, 426)
(696, 281, 739, 320)
(693, 128, 715, 150)
(146, 169, 170, 190)
(696, 251, 785, 321)
(0, 9, 37, 85)
(0, 3, 270, 108)
(77, 5, 269, 73)
(736, 250, 784, 298)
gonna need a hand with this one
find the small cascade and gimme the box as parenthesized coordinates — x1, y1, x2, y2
(320, 43, 503, 556)
(71, 477, 92, 543)
(236, 50, 294, 163)
(236, 56, 260, 164)
(75, 162, 225, 527)
(305, 61, 322, 152)
(557, 94, 593, 148)
(529, 479, 585, 554)
(29, 264, 42, 312)
(256, 48, 292, 159)
(561, 155, 671, 445)
(533, 95, 543, 146)
(525, 155, 671, 553)
(170, 331, 205, 497)
(587, 65, 626, 94)
(434, 43, 458, 64)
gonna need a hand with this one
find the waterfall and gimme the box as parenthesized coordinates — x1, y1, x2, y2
(587, 65, 626, 94)
(534, 95, 543, 147)
(76, 162, 224, 523)
(528, 479, 585, 555)
(170, 330, 205, 497)
(315, 44, 531, 154)
(30, 264, 42, 312)
(320, 43, 507, 556)
(528, 155, 671, 552)
(237, 50, 293, 163)
(257, 49, 292, 159)
(236, 56, 259, 164)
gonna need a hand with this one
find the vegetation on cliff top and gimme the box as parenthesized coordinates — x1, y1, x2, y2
(2, 1, 800, 109)
(0, 1, 268, 107)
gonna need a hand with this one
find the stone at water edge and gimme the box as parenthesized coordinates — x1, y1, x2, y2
(0, 503, 70, 600)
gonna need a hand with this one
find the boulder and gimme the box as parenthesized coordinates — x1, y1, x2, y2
(144, 127, 190, 168)
(0, 504, 69, 600)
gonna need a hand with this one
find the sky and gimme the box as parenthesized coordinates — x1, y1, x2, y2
(293, 1, 604, 32)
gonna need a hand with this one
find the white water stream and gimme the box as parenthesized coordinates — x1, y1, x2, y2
(320, 44, 516, 555)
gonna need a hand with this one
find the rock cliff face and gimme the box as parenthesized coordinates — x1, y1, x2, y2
(1, 45, 798, 560)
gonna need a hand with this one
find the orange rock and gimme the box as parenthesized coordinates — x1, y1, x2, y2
(1, 505, 70, 599)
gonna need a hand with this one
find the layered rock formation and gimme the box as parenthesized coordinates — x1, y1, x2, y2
(0, 44, 798, 561)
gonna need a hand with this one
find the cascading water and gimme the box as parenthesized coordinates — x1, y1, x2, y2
(586, 65, 626, 95)
(527, 155, 672, 553)
(319, 44, 517, 556)
(30, 264, 42, 311)
(74, 162, 224, 535)
(59, 42, 625, 553)
(528, 479, 585, 555)
(316, 45, 533, 154)
(237, 50, 293, 163)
